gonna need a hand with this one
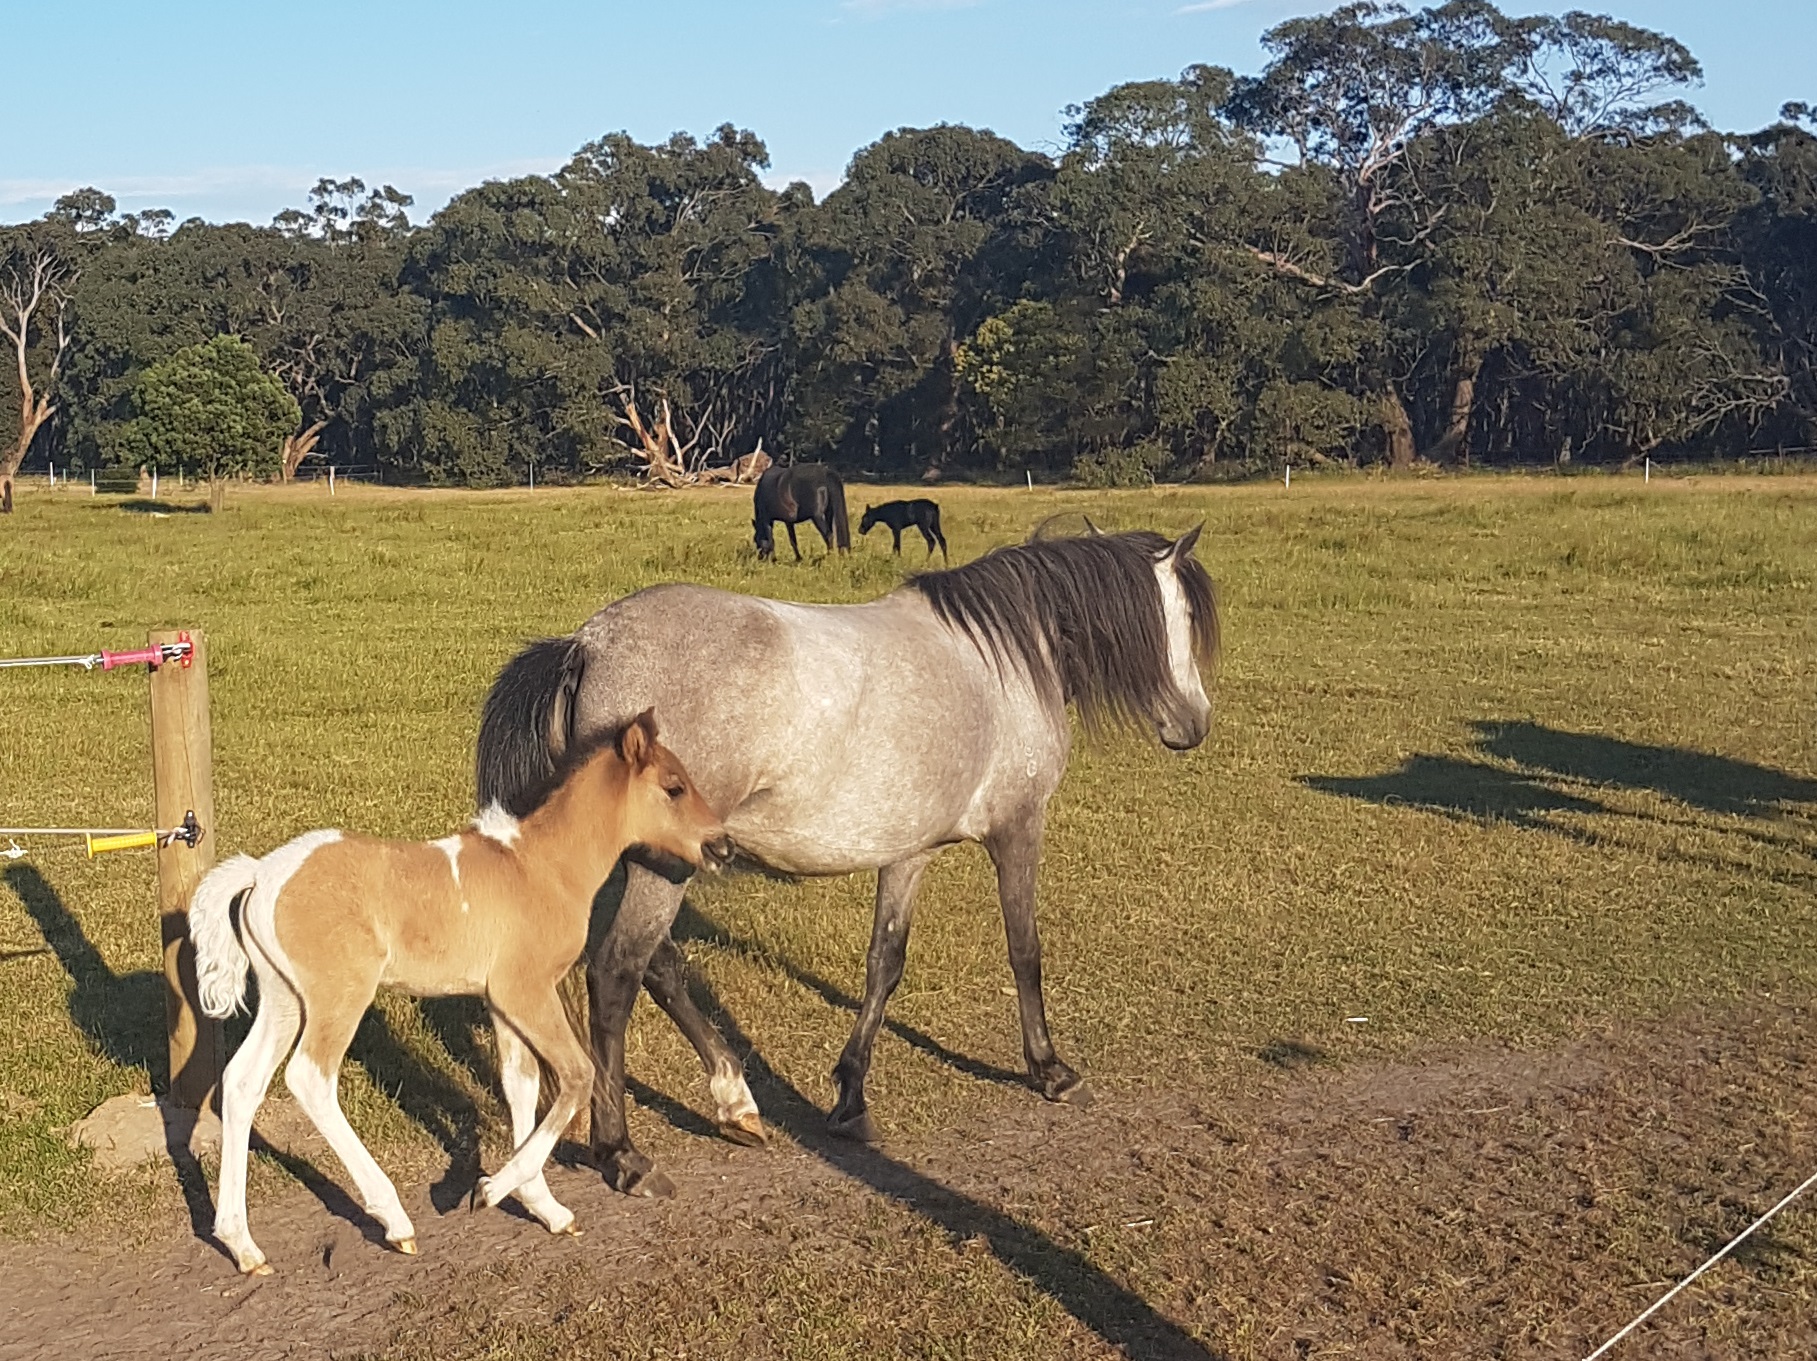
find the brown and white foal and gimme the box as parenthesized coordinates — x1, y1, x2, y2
(189, 711, 728, 1276)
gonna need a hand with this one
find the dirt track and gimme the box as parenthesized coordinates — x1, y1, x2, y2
(4, 1004, 1815, 1360)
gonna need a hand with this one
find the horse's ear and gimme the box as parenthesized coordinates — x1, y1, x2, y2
(1082, 515, 1104, 537)
(618, 708, 659, 769)
(1171, 523, 1204, 562)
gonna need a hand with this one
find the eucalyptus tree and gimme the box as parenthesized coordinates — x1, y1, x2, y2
(388, 126, 786, 484)
(785, 124, 1051, 474)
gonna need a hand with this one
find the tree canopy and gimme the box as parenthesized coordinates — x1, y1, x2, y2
(3, 2, 1812, 487)
(120, 334, 300, 483)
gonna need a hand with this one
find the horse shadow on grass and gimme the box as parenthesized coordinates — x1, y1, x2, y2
(644, 897, 1221, 1361)
(1300, 721, 1816, 878)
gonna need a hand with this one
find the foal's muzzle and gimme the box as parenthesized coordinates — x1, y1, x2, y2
(702, 834, 737, 871)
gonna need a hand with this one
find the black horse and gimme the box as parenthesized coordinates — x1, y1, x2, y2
(859, 499, 948, 562)
(753, 464, 850, 560)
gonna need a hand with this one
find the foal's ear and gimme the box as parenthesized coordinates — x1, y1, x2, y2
(1170, 522, 1204, 562)
(1081, 515, 1104, 537)
(618, 708, 659, 769)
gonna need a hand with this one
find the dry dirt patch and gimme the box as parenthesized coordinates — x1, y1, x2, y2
(3, 1002, 1814, 1360)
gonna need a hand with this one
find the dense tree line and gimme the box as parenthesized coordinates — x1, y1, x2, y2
(3, 2, 1813, 494)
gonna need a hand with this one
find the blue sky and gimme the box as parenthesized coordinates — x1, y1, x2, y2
(8, 1, 1811, 226)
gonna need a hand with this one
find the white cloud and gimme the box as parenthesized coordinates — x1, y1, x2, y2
(1176, 0, 1257, 12)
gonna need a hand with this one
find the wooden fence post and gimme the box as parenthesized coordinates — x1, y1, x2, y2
(149, 629, 221, 1110)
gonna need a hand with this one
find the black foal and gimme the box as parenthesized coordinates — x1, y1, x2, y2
(859, 499, 948, 562)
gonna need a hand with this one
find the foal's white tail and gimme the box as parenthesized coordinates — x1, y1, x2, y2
(190, 854, 262, 1018)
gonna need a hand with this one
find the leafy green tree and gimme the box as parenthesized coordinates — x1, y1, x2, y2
(120, 334, 299, 487)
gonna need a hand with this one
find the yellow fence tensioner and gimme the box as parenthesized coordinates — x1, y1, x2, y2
(85, 830, 160, 857)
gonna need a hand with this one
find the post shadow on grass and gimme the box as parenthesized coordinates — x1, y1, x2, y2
(4, 864, 168, 1082)
(1, 863, 219, 1233)
(1470, 720, 1817, 819)
(652, 897, 1220, 1361)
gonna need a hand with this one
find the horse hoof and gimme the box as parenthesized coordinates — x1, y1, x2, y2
(392, 1237, 418, 1256)
(241, 1259, 273, 1277)
(630, 1168, 676, 1200)
(827, 1110, 880, 1143)
(719, 1113, 769, 1148)
(601, 1150, 677, 1199)
(1056, 1081, 1094, 1108)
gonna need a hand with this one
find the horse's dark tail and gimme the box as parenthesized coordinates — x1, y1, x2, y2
(829, 474, 851, 552)
(476, 635, 586, 817)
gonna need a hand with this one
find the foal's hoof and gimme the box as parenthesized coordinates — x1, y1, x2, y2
(392, 1236, 418, 1256)
(238, 1258, 274, 1278)
(718, 1112, 769, 1148)
(827, 1109, 881, 1144)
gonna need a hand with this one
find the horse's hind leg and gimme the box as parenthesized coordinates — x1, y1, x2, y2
(785, 522, 802, 561)
(213, 947, 301, 1275)
(830, 850, 936, 1141)
(916, 524, 938, 558)
(986, 815, 1086, 1104)
(476, 987, 592, 1213)
(491, 1011, 575, 1234)
(286, 990, 418, 1254)
(643, 937, 765, 1145)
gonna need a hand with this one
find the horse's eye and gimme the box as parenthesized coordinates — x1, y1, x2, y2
(666, 784, 685, 801)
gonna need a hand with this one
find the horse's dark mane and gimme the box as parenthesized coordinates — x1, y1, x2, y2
(909, 529, 1219, 731)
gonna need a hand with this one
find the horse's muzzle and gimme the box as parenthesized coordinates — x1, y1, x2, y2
(702, 834, 737, 871)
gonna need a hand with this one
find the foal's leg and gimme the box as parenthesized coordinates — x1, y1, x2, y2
(491, 1012, 575, 1234)
(916, 523, 937, 557)
(585, 863, 688, 1195)
(890, 526, 903, 555)
(785, 522, 801, 561)
(286, 992, 418, 1253)
(986, 815, 1086, 1102)
(829, 850, 937, 1141)
(213, 950, 302, 1275)
(643, 937, 765, 1146)
(476, 988, 594, 1212)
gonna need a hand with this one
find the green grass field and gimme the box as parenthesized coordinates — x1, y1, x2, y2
(1, 473, 1814, 1355)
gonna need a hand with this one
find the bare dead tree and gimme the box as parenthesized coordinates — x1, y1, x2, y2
(0, 249, 76, 510)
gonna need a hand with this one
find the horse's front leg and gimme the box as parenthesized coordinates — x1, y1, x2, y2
(584, 863, 688, 1196)
(829, 850, 937, 1141)
(986, 814, 1087, 1103)
(642, 936, 766, 1146)
(890, 527, 903, 555)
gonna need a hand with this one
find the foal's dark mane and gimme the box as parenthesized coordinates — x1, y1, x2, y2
(909, 529, 1219, 731)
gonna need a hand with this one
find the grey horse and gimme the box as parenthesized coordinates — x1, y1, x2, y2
(476, 525, 1219, 1196)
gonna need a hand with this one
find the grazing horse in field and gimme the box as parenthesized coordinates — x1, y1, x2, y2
(860, 498, 948, 562)
(752, 464, 850, 560)
(190, 712, 730, 1274)
(476, 526, 1219, 1197)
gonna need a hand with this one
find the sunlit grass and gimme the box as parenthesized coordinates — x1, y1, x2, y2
(0, 471, 1813, 1235)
